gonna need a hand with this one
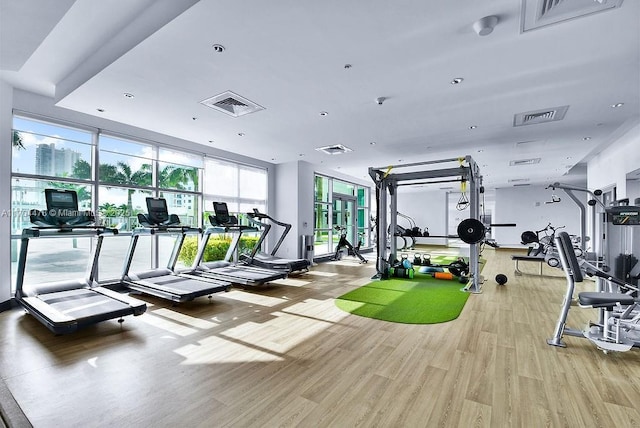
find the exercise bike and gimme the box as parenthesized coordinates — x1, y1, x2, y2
(331, 225, 367, 263)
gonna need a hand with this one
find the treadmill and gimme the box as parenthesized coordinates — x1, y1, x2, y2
(15, 189, 147, 335)
(180, 202, 288, 286)
(240, 208, 311, 274)
(120, 197, 232, 302)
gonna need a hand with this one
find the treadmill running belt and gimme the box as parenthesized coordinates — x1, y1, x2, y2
(134, 275, 227, 295)
(38, 289, 133, 320)
(203, 265, 286, 283)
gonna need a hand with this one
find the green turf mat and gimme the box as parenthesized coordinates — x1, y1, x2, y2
(335, 272, 470, 324)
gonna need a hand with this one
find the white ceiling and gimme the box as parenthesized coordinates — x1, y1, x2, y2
(1, 0, 639, 189)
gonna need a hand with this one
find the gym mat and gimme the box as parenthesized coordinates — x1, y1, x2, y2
(335, 272, 470, 324)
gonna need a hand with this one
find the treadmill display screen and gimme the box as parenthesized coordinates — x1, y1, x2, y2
(149, 199, 166, 209)
(50, 192, 74, 205)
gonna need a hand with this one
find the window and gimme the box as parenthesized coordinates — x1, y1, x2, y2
(203, 158, 267, 219)
(12, 117, 93, 179)
(99, 136, 153, 187)
(10, 114, 267, 293)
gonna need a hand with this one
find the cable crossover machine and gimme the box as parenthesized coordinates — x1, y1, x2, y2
(369, 156, 489, 293)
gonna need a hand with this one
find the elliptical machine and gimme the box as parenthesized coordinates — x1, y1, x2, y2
(331, 225, 367, 263)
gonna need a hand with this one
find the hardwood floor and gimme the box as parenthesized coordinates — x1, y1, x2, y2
(1, 248, 640, 427)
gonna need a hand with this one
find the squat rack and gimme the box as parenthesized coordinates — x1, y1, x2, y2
(368, 156, 483, 293)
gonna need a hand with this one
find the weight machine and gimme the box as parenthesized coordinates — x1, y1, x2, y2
(369, 156, 484, 293)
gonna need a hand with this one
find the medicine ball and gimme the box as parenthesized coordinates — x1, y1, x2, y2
(495, 274, 508, 285)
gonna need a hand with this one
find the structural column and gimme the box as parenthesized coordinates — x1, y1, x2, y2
(0, 81, 13, 305)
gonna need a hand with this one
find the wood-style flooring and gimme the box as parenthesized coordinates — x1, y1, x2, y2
(1, 248, 639, 427)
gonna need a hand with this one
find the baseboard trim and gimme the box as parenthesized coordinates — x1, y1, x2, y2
(0, 299, 14, 313)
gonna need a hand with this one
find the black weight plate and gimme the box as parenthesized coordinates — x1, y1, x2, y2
(457, 218, 485, 244)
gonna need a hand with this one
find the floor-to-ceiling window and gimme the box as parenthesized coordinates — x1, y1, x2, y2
(313, 174, 370, 257)
(198, 158, 268, 262)
(11, 116, 96, 289)
(10, 114, 267, 292)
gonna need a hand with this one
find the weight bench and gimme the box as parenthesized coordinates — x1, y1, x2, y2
(511, 254, 545, 276)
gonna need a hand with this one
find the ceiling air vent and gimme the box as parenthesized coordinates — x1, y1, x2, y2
(509, 158, 541, 166)
(513, 183, 531, 187)
(514, 105, 569, 127)
(200, 91, 265, 117)
(508, 178, 530, 183)
(315, 144, 353, 155)
(521, 0, 624, 33)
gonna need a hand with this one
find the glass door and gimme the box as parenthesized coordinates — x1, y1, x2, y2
(332, 194, 357, 250)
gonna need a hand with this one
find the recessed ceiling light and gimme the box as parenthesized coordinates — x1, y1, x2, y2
(469, 125, 477, 129)
(192, 117, 198, 121)
(319, 111, 328, 116)
(238, 132, 245, 137)
(212, 44, 225, 53)
(451, 77, 464, 85)
(398, 159, 403, 162)
(477, 149, 483, 153)
(299, 154, 304, 157)
(208, 140, 214, 143)
(611, 103, 624, 108)
(271, 158, 275, 161)
(123, 93, 134, 98)
(583, 137, 591, 140)
(344, 64, 352, 69)
(96, 108, 105, 112)
(370, 142, 376, 145)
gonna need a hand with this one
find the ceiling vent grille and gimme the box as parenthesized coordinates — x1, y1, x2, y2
(509, 158, 541, 166)
(513, 183, 531, 187)
(315, 144, 353, 155)
(521, 0, 624, 33)
(514, 105, 569, 126)
(200, 91, 265, 117)
(508, 178, 530, 183)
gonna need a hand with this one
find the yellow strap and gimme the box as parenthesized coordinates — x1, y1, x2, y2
(460, 179, 467, 192)
(383, 165, 393, 178)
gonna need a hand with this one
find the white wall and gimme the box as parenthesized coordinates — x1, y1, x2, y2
(273, 162, 299, 258)
(297, 161, 315, 253)
(493, 184, 587, 247)
(396, 188, 448, 245)
(588, 122, 640, 199)
(0, 82, 12, 304)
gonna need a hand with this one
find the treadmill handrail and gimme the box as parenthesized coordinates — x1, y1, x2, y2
(22, 226, 118, 239)
(131, 225, 202, 236)
(244, 215, 272, 259)
(248, 209, 291, 255)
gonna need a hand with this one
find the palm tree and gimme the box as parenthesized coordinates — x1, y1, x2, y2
(98, 202, 119, 217)
(12, 130, 24, 150)
(71, 159, 91, 180)
(159, 164, 198, 190)
(117, 203, 129, 216)
(99, 162, 152, 215)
